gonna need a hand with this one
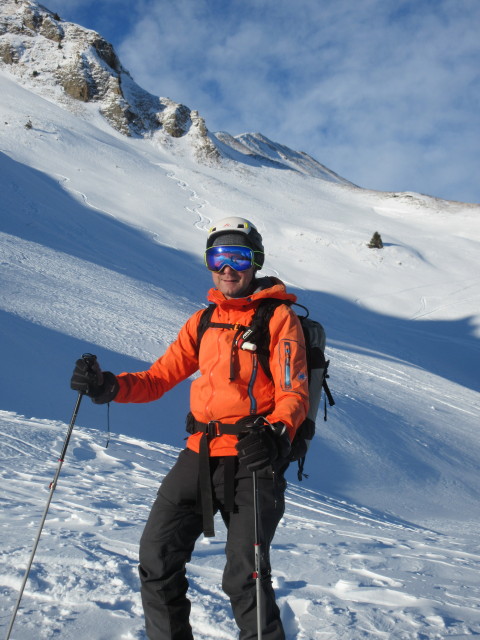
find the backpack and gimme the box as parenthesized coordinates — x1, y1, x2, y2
(196, 299, 335, 480)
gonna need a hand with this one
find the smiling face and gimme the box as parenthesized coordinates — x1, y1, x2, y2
(211, 264, 256, 299)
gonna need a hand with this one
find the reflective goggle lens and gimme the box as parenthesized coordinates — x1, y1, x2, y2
(205, 245, 254, 272)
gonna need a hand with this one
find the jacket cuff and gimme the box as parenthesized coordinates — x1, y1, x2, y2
(92, 371, 119, 404)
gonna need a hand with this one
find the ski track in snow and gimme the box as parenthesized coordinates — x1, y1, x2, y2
(166, 171, 212, 233)
(354, 276, 480, 323)
(1, 412, 480, 640)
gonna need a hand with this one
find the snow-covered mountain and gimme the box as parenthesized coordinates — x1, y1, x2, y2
(0, 0, 218, 153)
(1, 1, 480, 638)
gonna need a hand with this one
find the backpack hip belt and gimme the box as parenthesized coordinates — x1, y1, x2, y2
(189, 417, 243, 439)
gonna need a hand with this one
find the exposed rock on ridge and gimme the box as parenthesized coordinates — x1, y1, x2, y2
(0, 0, 352, 181)
(0, 0, 218, 158)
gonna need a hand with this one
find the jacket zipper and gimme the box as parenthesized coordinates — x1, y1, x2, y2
(284, 341, 292, 389)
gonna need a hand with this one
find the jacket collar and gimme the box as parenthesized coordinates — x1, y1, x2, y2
(207, 276, 297, 309)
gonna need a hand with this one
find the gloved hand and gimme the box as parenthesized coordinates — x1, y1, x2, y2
(235, 421, 291, 471)
(70, 356, 119, 404)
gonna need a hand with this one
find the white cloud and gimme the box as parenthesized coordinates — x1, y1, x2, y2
(46, 0, 480, 202)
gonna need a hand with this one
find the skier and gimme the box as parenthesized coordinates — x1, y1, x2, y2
(71, 217, 309, 640)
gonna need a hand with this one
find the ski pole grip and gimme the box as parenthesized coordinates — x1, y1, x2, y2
(82, 353, 97, 369)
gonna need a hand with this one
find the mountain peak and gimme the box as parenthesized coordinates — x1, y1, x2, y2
(213, 131, 353, 183)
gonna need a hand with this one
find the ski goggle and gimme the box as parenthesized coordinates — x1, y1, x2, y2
(205, 245, 259, 272)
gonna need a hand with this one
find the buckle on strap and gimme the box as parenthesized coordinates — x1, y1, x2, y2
(206, 420, 221, 438)
(187, 414, 245, 437)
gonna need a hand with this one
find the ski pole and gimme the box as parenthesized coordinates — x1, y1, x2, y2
(5, 353, 95, 640)
(252, 469, 263, 640)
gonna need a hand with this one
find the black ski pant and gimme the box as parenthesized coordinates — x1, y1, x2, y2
(139, 448, 286, 640)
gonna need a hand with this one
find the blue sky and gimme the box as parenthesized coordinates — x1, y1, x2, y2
(45, 0, 479, 203)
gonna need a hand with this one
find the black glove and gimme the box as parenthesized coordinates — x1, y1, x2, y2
(235, 421, 291, 472)
(70, 356, 119, 404)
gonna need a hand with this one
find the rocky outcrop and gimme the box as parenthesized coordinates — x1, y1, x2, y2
(0, 40, 18, 64)
(0, 1, 64, 42)
(0, 0, 219, 159)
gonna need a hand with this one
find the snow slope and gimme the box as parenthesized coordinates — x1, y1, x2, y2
(1, 18, 480, 639)
(2, 412, 480, 640)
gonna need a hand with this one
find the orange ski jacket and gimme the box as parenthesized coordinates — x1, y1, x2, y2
(114, 277, 309, 457)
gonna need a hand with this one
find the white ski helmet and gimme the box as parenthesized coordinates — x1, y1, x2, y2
(206, 217, 265, 268)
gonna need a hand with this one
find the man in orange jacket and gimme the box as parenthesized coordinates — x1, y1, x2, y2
(71, 217, 309, 640)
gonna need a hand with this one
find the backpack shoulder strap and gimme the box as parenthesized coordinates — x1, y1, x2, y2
(195, 303, 249, 358)
(196, 304, 216, 354)
(249, 298, 290, 379)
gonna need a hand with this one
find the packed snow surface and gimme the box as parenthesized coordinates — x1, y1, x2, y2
(1, 35, 480, 640)
(2, 412, 480, 640)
